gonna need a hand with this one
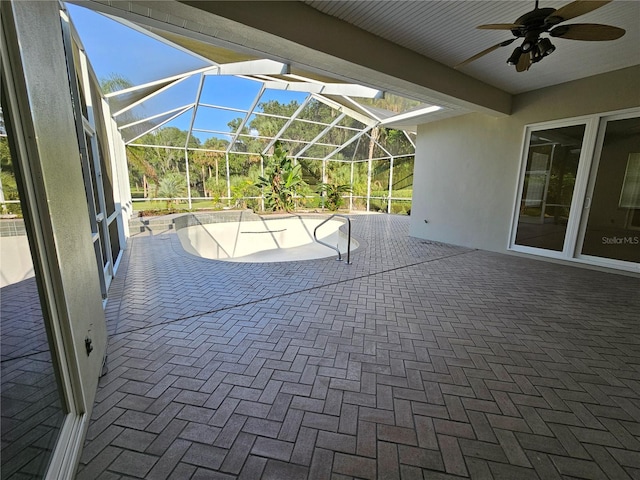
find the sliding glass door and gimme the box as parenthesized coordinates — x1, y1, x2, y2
(578, 114, 640, 264)
(0, 110, 67, 480)
(514, 124, 585, 253)
(1, 2, 111, 477)
(511, 109, 640, 272)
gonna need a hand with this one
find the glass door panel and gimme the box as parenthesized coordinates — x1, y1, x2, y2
(515, 124, 585, 251)
(0, 121, 66, 480)
(580, 116, 640, 263)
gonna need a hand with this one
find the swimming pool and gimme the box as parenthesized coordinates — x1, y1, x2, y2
(176, 214, 357, 262)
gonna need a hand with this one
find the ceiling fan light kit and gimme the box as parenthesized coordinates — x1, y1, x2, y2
(538, 38, 556, 56)
(456, 0, 626, 72)
(507, 46, 524, 65)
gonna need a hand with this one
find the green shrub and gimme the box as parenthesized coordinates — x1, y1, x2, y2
(255, 141, 305, 212)
(318, 183, 352, 211)
(157, 173, 187, 209)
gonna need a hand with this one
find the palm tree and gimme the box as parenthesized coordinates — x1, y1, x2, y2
(157, 173, 187, 209)
(100, 73, 133, 94)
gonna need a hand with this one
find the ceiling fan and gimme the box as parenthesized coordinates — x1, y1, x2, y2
(456, 0, 626, 72)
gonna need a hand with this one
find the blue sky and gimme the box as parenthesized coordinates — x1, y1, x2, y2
(66, 3, 208, 85)
(65, 3, 308, 142)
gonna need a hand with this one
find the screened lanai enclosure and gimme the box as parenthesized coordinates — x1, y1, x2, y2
(67, 3, 438, 215)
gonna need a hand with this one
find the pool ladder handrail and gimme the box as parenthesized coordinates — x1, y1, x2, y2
(313, 214, 352, 265)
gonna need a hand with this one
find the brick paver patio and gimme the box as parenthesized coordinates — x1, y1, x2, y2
(77, 213, 640, 479)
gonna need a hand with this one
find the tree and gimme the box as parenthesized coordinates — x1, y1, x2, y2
(147, 128, 200, 169)
(318, 182, 352, 211)
(157, 172, 187, 209)
(126, 145, 158, 198)
(0, 137, 20, 215)
(100, 73, 133, 94)
(357, 93, 422, 115)
(205, 177, 227, 203)
(255, 141, 305, 212)
(190, 137, 228, 197)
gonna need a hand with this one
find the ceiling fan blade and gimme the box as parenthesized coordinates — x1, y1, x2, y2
(454, 39, 516, 68)
(550, 23, 626, 40)
(546, 1, 612, 24)
(516, 51, 531, 72)
(477, 23, 523, 30)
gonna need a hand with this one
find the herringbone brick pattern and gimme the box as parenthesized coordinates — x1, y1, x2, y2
(78, 214, 640, 479)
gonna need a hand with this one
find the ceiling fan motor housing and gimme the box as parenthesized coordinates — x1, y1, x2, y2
(511, 7, 557, 39)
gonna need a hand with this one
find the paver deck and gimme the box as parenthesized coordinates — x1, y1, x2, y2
(78, 213, 640, 479)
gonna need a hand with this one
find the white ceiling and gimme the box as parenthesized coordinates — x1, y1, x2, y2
(303, 0, 640, 94)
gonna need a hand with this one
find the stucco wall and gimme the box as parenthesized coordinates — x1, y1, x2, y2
(409, 65, 640, 253)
